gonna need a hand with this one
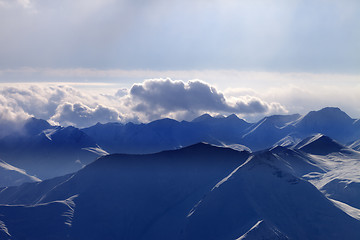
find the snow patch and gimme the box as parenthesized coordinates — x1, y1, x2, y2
(61, 194, 79, 227)
(330, 199, 360, 221)
(0, 220, 10, 237)
(82, 146, 109, 156)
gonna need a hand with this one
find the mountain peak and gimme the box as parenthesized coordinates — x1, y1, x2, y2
(24, 117, 53, 136)
(192, 113, 213, 122)
(295, 134, 344, 155)
(226, 113, 239, 120)
(296, 107, 353, 126)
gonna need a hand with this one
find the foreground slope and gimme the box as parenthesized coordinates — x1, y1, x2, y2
(0, 143, 250, 239)
(184, 151, 360, 240)
(1, 142, 360, 239)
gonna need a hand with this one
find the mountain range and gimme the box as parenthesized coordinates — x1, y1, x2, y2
(0, 107, 359, 181)
(0, 107, 360, 239)
(0, 138, 360, 239)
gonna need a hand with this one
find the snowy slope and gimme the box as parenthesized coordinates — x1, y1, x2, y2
(0, 160, 40, 187)
(294, 134, 345, 155)
(236, 220, 289, 240)
(349, 139, 360, 151)
(302, 148, 360, 210)
(0, 195, 78, 240)
(241, 114, 300, 150)
(184, 151, 360, 240)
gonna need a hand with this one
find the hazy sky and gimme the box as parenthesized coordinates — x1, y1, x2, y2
(0, 0, 359, 127)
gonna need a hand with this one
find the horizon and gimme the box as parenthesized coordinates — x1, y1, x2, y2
(23, 106, 357, 128)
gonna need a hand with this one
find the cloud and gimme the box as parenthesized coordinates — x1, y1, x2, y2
(129, 78, 286, 119)
(0, 79, 288, 129)
(0, 94, 31, 137)
(50, 102, 121, 128)
(0, 84, 128, 128)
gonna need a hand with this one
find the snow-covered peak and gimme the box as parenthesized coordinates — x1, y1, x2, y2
(295, 134, 345, 155)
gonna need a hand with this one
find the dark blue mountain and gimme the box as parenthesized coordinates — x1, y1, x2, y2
(82, 114, 251, 154)
(0, 143, 359, 239)
(0, 118, 102, 179)
(1, 107, 359, 184)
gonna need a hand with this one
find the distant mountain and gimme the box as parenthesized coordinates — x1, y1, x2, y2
(23, 117, 54, 136)
(82, 114, 251, 154)
(0, 107, 359, 182)
(291, 107, 358, 142)
(0, 118, 103, 180)
(241, 114, 300, 150)
(82, 107, 360, 154)
(1, 142, 360, 239)
(294, 134, 345, 155)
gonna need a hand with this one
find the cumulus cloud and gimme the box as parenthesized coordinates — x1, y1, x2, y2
(50, 102, 121, 128)
(0, 94, 31, 137)
(0, 84, 128, 129)
(0, 79, 287, 130)
(129, 78, 285, 119)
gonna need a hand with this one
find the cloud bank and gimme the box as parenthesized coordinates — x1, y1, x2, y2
(0, 79, 286, 130)
(129, 79, 285, 119)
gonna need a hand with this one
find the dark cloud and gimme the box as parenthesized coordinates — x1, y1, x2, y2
(130, 79, 281, 118)
(130, 79, 228, 112)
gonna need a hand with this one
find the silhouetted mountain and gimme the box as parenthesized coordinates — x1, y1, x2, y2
(0, 120, 102, 179)
(23, 117, 54, 136)
(1, 107, 360, 183)
(291, 107, 358, 142)
(241, 114, 300, 150)
(1, 143, 360, 239)
(0, 143, 250, 239)
(294, 134, 345, 155)
(82, 114, 251, 154)
(184, 150, 360, 240)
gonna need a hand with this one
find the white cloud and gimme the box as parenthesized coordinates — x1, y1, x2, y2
(0, 75, 359, 130)
(50, 102, 121, 128)
(0, 79, 288, 128)
(0, 94, 31, 138)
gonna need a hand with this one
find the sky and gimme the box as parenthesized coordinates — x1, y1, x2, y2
(0, 0, 359, 128)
